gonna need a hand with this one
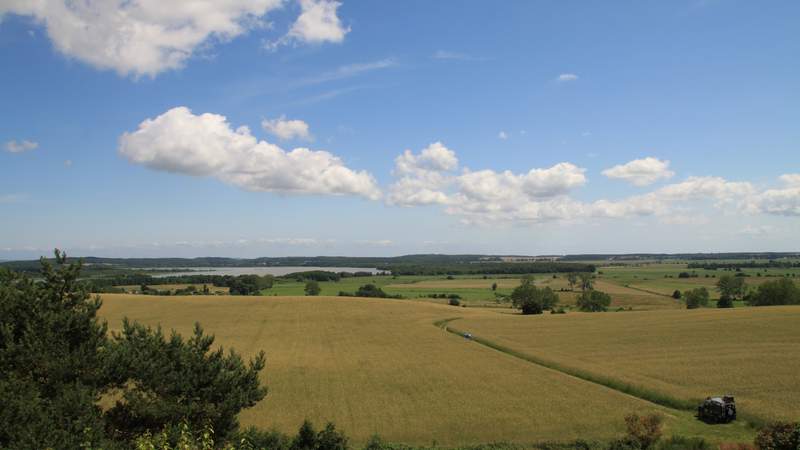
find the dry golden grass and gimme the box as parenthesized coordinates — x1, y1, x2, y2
(97, 294, 752, 445)
(458, 306, 800, 423)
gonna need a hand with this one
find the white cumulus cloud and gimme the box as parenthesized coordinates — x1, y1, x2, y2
(289, 0, 349, 43)
(602, 157, 675, 186)
(268, 0, 349, 49)
(1, 0, 282, 77)
(388, 142, 458, 206)
(5, 139, 38, 153)
(557, 73, 578, 82)
(118, 106, 380, 200)
(261, 116, 312, 141)
(498, 131, 508, 140)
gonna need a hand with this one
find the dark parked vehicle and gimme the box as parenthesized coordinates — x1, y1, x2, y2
(697, 396, 736, 423)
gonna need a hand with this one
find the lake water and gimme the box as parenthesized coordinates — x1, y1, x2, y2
(151, 266, 381, 278)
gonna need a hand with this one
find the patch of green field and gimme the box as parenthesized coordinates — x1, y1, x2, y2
(598, 263, 800, 300)
(98, 294, 755, 445)
(457, 305, 800, 424)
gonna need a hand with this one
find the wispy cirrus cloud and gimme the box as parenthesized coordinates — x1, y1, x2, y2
(294, 58, 398, 87)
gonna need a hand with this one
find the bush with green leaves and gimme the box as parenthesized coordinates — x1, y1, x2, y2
(746, 279, 800, 306)
(576, 290, 612, 312)
(0, 251, 110, 449)
(684, 287, 710, 309)
(717, 295, 734, 308)
(104, 320, 266, 442)
(654, 436, 711, 450)
(305, 280, 322, 296)
(622, 413, 663, 450)
(0, 251, 268, 449)
(754, 422, 800, 450)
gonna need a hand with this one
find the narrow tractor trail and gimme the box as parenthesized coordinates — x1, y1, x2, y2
(435, 317, 697, 413)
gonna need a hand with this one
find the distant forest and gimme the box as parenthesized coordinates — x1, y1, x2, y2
(3, 252, 799, 276)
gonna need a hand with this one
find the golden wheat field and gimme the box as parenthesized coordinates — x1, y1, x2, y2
(457, 306, 800, 423)
(98, 294, 755, 445)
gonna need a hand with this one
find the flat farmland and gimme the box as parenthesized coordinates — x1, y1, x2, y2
(457, 306, 800, 423)
(97, 294, 753, 445)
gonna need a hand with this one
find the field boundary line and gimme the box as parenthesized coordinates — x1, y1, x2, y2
(623, 284, 674, 298)
(437, 318, 698, 412)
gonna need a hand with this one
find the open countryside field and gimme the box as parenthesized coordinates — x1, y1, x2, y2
(456, 306, 800, 424)
(98, 294, 757, 445)
(597, 263, 800, 299)
(264, 273, 682, 309)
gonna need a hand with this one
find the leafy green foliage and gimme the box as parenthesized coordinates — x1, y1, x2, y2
(747, 279, 800, 306)
(576, 290, 612, 312)
(0, 251, 268, 448)
(716, 275, 747, 301)
(717, 295, 734, 308)
(684, 288, 710, 309)
(754, 422, 800, 450)
(510, 278, 559, 315)
(305, 281, 322, 296)
(104, 320, 266, 441)
(0, 251, 110, 449)
(622, 413, 663, 449)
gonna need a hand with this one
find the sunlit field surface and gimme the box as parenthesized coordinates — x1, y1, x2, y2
(457, 306, 800, 423)
(98, 294, 755, 445)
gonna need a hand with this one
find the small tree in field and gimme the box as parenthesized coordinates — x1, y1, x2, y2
(685, 287, 710, 309)
(578, 272, 594, 291)
(567, 273, 578, 291)
(305, 280, 321, 296)
(717, 275, 747, 301)
(491, 282, 498, 291)
(672, 290, 682, 299)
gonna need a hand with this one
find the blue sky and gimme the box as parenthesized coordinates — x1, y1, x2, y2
(1, 0, 799, 259)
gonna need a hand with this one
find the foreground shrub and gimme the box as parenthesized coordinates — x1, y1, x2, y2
(0, 250, 268, 448)
(754, 422, 800, 450)
(0, 251, 110, 449)
(655, 436, 712, 450)
(623, 413, 663, 449)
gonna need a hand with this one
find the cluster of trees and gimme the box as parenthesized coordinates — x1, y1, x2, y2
(285, 271, 344, 282)
(88, 273, 274, 295)
(510, 278, 560, 314)
(688, 260, 800, 270)
(576, 290, 612, 312)
(0, 252, 267, 449)
(684, 288, 710, 309)
(382, 262, 596, 276)
(337, 284, 403, 299)
(566, 272, 594, 291)
(746, 278, 800, 306)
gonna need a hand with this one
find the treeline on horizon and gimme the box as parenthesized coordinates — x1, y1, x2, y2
(381, 262, 595, 276)
(4, 252, 800, 274)
(687, 260, 800, 270)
